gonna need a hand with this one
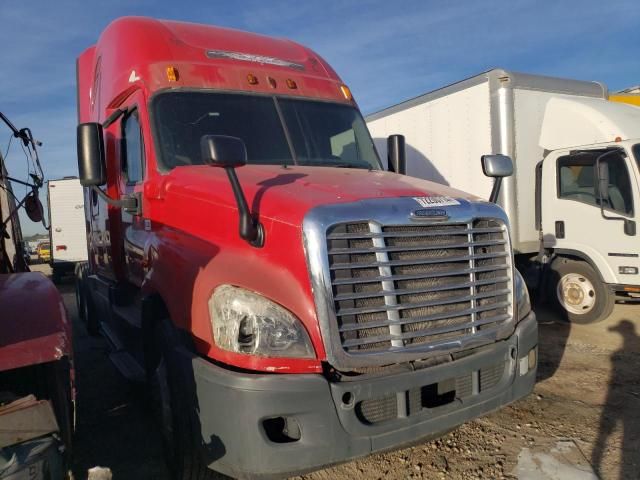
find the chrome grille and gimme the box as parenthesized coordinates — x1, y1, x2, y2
(327, 219, 512, 355)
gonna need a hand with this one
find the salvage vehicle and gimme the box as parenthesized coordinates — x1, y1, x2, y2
(368, 69, 640, 324)
(75, 18, 537, 479)
(0, 111, 73, 479)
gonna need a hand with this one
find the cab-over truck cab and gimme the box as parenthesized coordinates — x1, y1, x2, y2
(538, 97, 640, 322)
(75, 17, 536, 479)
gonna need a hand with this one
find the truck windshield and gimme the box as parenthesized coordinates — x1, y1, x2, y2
(152, 92, 381, 170)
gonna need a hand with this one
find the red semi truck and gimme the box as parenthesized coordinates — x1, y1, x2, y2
(75, 17, 537, 479)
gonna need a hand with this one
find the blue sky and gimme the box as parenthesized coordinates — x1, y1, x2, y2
(2, 0, 639, 235)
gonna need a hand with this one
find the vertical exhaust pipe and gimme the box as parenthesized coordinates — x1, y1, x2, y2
(387, 134, 406, 175)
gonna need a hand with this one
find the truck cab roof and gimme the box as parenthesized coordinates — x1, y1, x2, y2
(539, 96, 640, 150)
(78, 16, 349, 123)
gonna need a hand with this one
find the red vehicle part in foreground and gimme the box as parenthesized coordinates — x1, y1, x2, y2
(0, 272, 71, 371)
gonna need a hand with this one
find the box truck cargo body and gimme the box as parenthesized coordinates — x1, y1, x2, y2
(368, 69, 640, 324)
(47, 177, 88, 280)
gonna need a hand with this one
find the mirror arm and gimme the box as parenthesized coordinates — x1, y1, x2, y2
(594, 150, 636, 236)
(90, 185, 138, 212)
(224, 167, 264, 248)
(489, 177, 502, 204)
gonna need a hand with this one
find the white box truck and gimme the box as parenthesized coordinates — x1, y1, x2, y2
(47, 177, 88, 281)
(367, 69, 640, 324)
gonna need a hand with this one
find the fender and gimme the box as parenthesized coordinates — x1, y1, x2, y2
(552, 248, 608, 283)
(140, 221, 324, 374)
(0, 272, 72, 372)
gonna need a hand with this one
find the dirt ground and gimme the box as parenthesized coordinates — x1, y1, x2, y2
(32, 264, 640, 480)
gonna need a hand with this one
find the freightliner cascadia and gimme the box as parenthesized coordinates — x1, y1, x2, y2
(75, 17, 537, 479)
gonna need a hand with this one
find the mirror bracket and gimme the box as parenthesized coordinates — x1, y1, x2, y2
(595, 149, 635, 236)
(91, 186, 140, 214)
(200, 135, 264, 248)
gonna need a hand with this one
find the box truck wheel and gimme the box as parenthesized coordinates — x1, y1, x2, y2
(149, 321, 218, 480)
(549, 258, 614, 324)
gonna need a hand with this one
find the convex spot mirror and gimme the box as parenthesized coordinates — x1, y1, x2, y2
(201, 135, 247, 168)
(24, 191, 44, 223)
(481, 154, 513, 178)
(77, 123, 106, 187)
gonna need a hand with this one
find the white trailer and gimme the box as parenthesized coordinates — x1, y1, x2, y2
(47, 177, 88, 281)
(367, 69, 640, 323)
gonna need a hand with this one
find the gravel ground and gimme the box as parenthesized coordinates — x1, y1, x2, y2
(31, 264, 640, 479)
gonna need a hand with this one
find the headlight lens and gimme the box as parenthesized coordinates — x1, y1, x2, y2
(515, 269, 532, 321)
(209, 285, 315, 358)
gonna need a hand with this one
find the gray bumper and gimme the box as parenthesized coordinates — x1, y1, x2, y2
(188, 312, 537, 479)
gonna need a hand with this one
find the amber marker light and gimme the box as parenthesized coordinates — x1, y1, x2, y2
(166, 66, 180, 82)
(340, 84, 353, 100)
(247, 73, 259, 85)
(267, 76, 277, 88)
(286, 79, 297, 89)
(615, 136, 622, 142)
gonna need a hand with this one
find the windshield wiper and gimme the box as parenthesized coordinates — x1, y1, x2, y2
(299, 158, 373, 170)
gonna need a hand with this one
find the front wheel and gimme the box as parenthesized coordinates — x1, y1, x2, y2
(149, 321, 220, 480)
(549, 258, 614, 324)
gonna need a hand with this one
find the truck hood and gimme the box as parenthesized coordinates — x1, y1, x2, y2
(159, 165, 482, 226)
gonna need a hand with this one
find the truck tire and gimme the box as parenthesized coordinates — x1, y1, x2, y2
(51, 265, 61, 284)
(149, 321, 220, 480)
(76, 263, 99, 336)
(549, 258, 614, 324)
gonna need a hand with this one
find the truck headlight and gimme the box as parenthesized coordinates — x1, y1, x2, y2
(515, 269, 532, 321)
(209, 285, 315, 358)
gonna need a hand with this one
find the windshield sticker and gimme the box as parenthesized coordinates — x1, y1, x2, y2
(413, 196, 460, 207)
(205, 50, 305, 71)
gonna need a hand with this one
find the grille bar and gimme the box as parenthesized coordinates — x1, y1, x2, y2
(327, 226, 503, 240)
(338, 300, 511, 333)
(332, 264, 509, 286)
(330, 251, 509, 271)
(336, 288, 510, 317)
(342, 314, 511, 348)
(329, 239, 506, 255)
(334, 276, 509, 301)
(327, 218, 513, 356)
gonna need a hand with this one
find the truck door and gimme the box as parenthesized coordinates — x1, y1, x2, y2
(117, 99, 147, 288)
(541, 148, 640, 287)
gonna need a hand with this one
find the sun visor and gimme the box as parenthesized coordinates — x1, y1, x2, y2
(539, 96, 640, 150)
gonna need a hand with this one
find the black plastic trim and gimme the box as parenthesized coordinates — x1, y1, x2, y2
(552, 249, 605, 282)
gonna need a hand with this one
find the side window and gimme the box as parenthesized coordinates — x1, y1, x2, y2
(558, 151, 633, 215)
(122, 110, 144, 184)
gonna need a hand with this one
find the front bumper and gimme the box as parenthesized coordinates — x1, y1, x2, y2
(186, 312, 537, 479)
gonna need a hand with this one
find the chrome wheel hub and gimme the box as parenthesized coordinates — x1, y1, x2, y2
(557, 273, 596, 315)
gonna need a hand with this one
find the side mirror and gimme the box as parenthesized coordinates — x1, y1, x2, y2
(387, 134, 406, 175)
(200, 135, 263, 247)
(481, 154, 513, 203)
(597, 160, 610, 200)
(77, 123, 106, 187)
(24, 191, 44, 223)
(481, 154, 513, 178)
(201, 135, 247, 168)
